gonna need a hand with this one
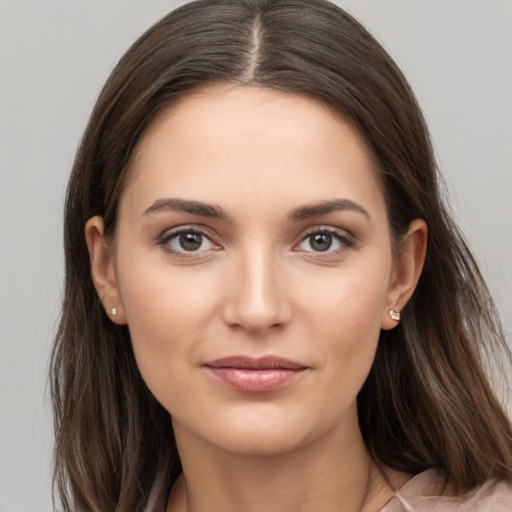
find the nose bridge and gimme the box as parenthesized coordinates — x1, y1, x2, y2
(223, 241, 290, 332)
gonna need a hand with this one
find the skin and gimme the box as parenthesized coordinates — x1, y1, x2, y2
(86, 85, 427, 511)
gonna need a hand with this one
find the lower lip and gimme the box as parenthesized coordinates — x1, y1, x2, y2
(205, 367, 305, 392)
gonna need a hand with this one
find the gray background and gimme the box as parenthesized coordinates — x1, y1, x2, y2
(1, 1, 510, 510)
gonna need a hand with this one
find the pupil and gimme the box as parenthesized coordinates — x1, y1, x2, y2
(179, 232, 202, 251)
(311, 233, 332, 251)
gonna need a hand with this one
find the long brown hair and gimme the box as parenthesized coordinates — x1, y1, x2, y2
(51, 0, 512, 510)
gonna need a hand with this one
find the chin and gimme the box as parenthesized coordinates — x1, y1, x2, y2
(172, 400, 354, 459)
(204, 427, 311, 457)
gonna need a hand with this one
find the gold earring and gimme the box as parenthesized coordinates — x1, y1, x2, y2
(389, 309, 400, 321)
(110, 307, 117, 317)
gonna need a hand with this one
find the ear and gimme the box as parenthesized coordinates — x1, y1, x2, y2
(381, 219, 427, 330)
(85, 216, 126, 325)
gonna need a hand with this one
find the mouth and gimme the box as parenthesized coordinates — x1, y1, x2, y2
(203, 356, 308, 393)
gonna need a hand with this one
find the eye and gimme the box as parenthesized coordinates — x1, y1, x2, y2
(160, 228, 218, 254)
(296, 229, 354, 254)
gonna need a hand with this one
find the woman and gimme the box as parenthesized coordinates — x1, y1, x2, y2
(50, 0, 512, 510)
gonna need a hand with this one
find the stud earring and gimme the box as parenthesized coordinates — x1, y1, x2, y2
(110, 307, 117, 317)
(389, 309, 400, 321)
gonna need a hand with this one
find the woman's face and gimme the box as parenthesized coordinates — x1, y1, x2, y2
(88, 85, 423, 456)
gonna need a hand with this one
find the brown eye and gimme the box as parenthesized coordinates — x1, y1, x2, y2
(309, 233, 333, 252)
(296, 228, 354, 254)
(179, 232, 203, 251)
(162, 229, 217, 254)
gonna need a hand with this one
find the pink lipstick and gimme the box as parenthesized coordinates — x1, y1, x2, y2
(204, 356, 307, 393)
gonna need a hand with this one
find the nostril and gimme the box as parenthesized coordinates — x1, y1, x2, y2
(221, 288, 291, 333)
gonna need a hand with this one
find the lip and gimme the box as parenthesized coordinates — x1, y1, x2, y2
(204, 356, 308, 393)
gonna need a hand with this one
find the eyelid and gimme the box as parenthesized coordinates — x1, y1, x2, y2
(157, 224, 221, 255)
(156, 224, 355, 257)
(294, 226, 356, 254)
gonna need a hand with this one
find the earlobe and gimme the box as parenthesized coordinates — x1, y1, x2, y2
(381, 219, 428, 330)
(85, 216, 126, 325)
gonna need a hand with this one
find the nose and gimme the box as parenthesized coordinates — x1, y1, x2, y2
(221, 247, 292, 333)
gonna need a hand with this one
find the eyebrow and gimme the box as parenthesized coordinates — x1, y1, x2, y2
(289, 199, 371, 221)
(143, 197, 370, 223)
(143, 198, 232, 222)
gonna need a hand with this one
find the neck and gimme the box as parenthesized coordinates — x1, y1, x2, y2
(167, 409, 398, 512)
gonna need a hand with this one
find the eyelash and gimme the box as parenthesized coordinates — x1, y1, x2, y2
(295, 227, 355, 256)
(158, 226, 220, 257)
(157, 226, 355, 258)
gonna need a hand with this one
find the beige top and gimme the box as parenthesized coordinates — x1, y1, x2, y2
(380, 469, 512, 511)
(147, 469, 512, 511)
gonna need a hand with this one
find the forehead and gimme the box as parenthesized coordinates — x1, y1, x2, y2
(122, 85, 386, 221)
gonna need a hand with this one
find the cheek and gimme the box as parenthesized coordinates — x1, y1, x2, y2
(115, 254, 220, 394)
(302, 258, 391, 334)
(300, 259, 391, 378)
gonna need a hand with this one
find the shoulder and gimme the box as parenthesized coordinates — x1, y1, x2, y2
(380, 469, 512, 511)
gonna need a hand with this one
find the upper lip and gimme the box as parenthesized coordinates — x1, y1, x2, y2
(204, 356, 307, 370)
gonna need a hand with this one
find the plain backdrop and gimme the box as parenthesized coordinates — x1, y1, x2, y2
(1, 1, 511, 510)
